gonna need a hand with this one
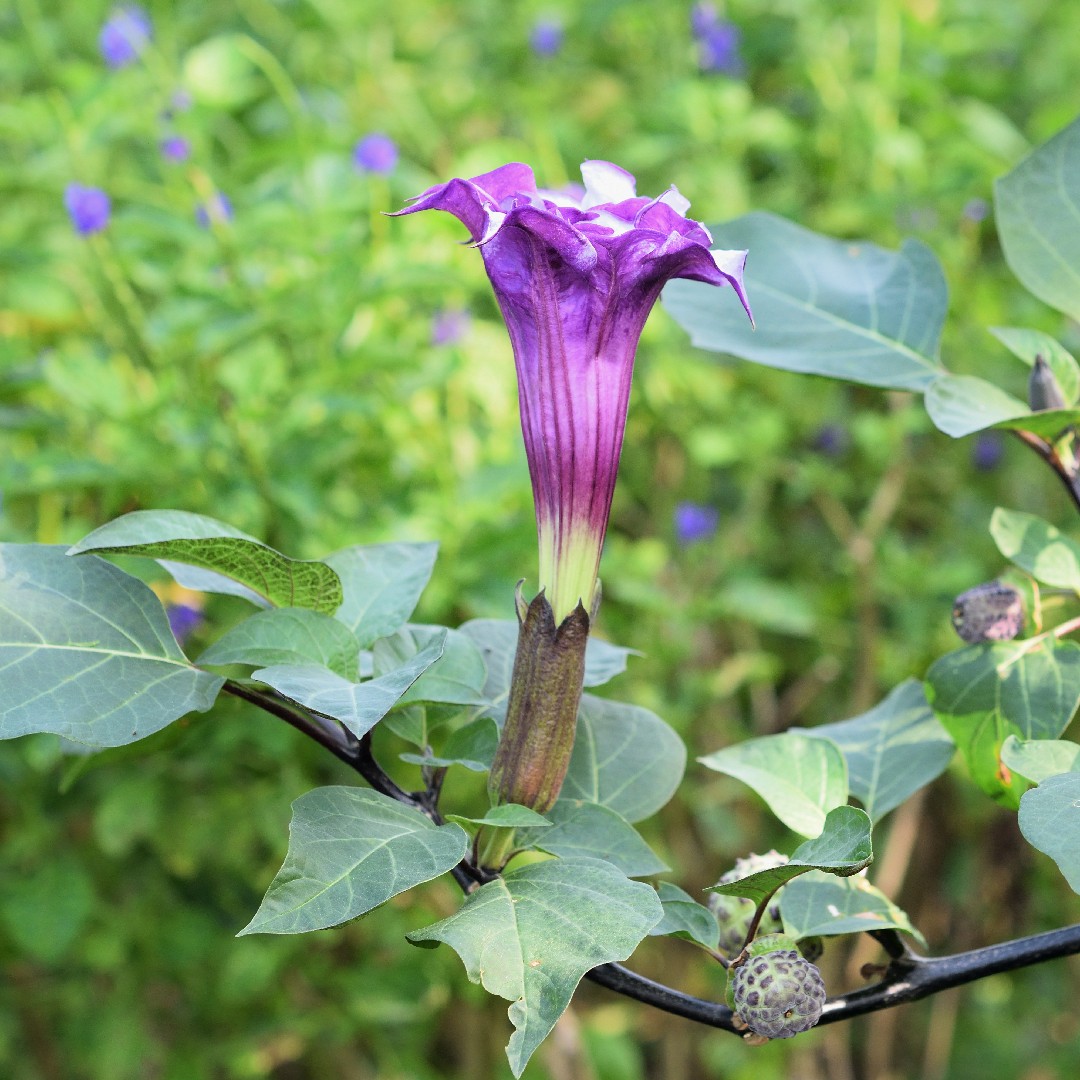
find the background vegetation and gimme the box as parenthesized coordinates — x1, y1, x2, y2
(2, 1, 1080, 1077)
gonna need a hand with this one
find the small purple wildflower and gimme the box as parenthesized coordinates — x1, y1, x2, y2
(431, 308, 471, 346)
(99, 6, 152, 69)
(675, 502, 720, 546)
(962, 198, 990, 223)
(530, 18, 564, 57)
(698, 23, 743, 75)
(811, 423, 849, 457)
(353, 133, 399, 175)
(196, 193, 233, 228)
(64, 183, 111, 236)
(160, 136, 191, 164)
(971, 430, 1004, 471)
(167, 603, 204, 646)
(691, 3, 719, 38)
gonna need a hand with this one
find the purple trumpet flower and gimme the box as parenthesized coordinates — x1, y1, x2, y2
(393, 160, 751, 626)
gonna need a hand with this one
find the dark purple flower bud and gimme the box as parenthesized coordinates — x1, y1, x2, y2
(691, 3, 720, 38)
(167, 602, 204, 645)
(698, 23, 743, 75)
(64, 183, 111, 236)
(392, 159, 751, 623)
(971, 430, 1004, 471)
(431, 308, 471, 346)
(530, 18, 564, 57)
(1028, 354, 1068, 412)
(811, 423, 849, 456)
(195, 193, 233, 228)
(353, 133, 399, 175)
(951, 581, 1024, 644)
(160, 136, 191, 163)
(962, 197, 989, 223)
(99, 6, 152, 69)
(675, 502, 720, 546)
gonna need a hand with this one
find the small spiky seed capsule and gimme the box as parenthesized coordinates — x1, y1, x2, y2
(730, 948, 827, 1040)
(707, 850, 789, 956)
(951, 581, 1023, 644)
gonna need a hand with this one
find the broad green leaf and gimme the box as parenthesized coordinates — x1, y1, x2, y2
(561, 695, 686, 823)
(1001, 735, 1080, 783)
(990, 327, 1080, 405)
(253, 632, 446, 738)
(198, 608, 361, 680)
(649, 883, 720, 950)
(990, 507, 1080, 591)
(239, 786, 468, 935)
(707, 806, 873, 906)
(398, 716, 499, 772)
(459, 618, 638, 725)
(408, 857, 663, 1077)
(1018, 773, 1080, 893)
(802, 679, 954, 821)
(373, 625, 489, 706)
(517, 801, 669, 878)
(69, 511, 343, 614)
(995, 115, 1080, 323)
(663, 211, 948, 391)
(324, 542, 438, 648)
(0, 545, 223, 747)
(699, 732, 848, 837)
(448, 805, 552, 829)
(925, 638, 1080, 805)
(923, 373, 1033, 438)
(780, 871, 925, 945)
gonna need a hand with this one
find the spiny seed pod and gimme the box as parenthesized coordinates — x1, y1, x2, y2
(707, 850, 789, 956)
(951, 581, 1024, 644)
(1028, 355, 1068, 412)
(730, 947, 827, 1040)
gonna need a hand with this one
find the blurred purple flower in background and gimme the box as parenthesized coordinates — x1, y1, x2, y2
(99, 6, 152, 68)
(811, 423, 850, 457)
(962, 197, 990, 223)
(691, 3, 718, 37)
(196, 192, 233, 227)
(167, 603, 204, 645)
(160, 136, 191, 163)
(530, 18, 564, 57)
(691, 4, 742, 75)
(431, 308, 471, 347)
(353, 133, 399, 175)
(675, 502, 720, 546)
(64, 183, 111, 235)
(971, 430, 1004, 471)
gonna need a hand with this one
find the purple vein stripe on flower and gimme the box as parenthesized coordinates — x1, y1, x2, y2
(393, 160, 752, 623)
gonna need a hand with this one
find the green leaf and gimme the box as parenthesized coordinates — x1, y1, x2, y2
(398, 716, 499, 772)
(373, 625, 489, 706)
(1018, 773, 1080, 893)
(198, 608, 361, 679)
(448, 805, 552, 829)
(779, 871, 925, 945)
(990, 507, 1080, 590)
(407, 857, 663, 1078)
(0, 855, 96, 963)
(69, 511, 343, 614)
(663, 211, 948, 391)
(995, 115, 1080, 322)
(517, 801, 669, 878)
(324, 542, 438, 648)
(239, 787, 468, 935)
(0, 545, 223, 747)
(990, 327, 1080, 405)
(923, 373, 1033, 438)
(1001, 735, 1080, 783)
(253, 632, 446, 738)
(707, 806, 873, 905)
(699, 732, 848, 837)
(459, 618, 638, 725)
(649, 883, 720, 950)
(561, 695, 686, 823)
(925, 638, 1080, 805)
(802, 679, 954, 821)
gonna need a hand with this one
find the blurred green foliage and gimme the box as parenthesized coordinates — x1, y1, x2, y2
(3, 0, 1080, 1077)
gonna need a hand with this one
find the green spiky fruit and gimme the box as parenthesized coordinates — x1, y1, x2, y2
(707, 850, 789, 956)
(730, 946, 827, 1040)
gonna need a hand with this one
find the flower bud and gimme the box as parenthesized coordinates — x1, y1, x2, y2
(1028, 355, 1068, 412)
(951, 581, 1023, 643)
